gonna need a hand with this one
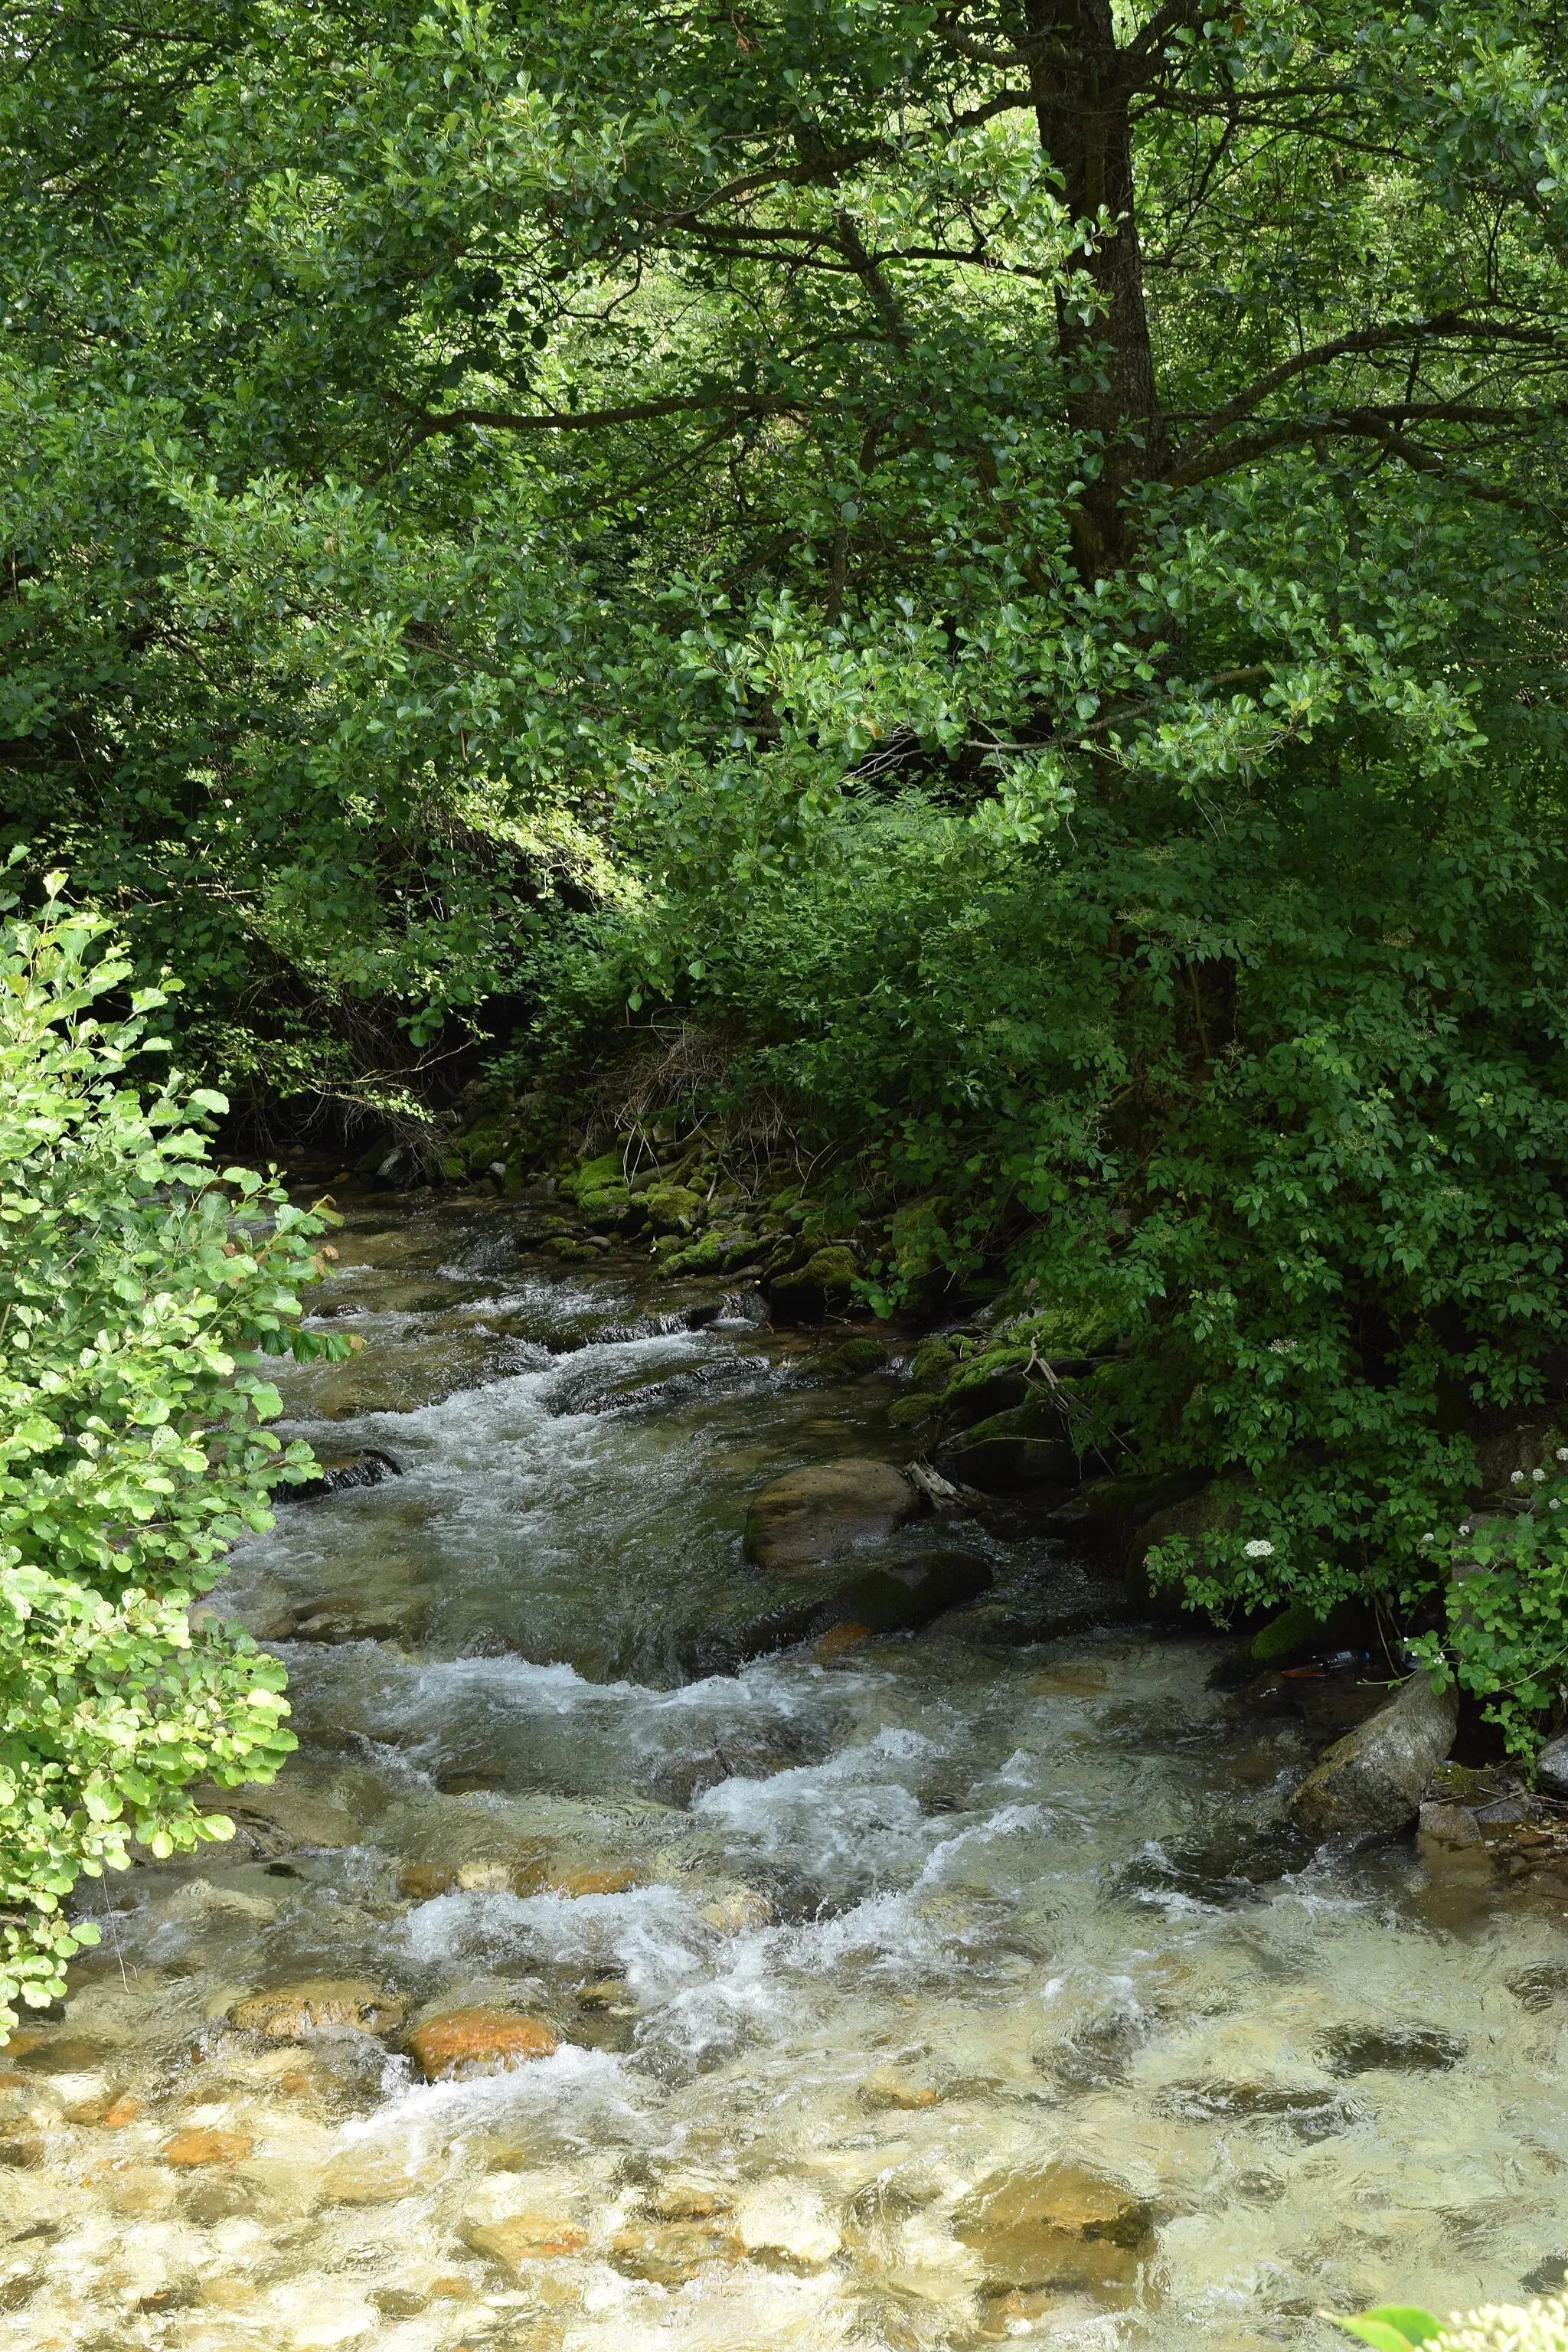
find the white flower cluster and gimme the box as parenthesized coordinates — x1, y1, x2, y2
(1429, 2297, 1568, 2352)
(1243, 1537, 1275, 1559)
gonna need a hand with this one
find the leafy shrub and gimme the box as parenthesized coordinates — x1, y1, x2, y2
(586, 748, 1568, 1749)
(0, 874, 343, 2030)
(1334, 2299, 1568, 2352)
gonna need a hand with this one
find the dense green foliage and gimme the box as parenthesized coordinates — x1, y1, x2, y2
(0, 874, 341, 2028)
(5, 1, 1568, 1735)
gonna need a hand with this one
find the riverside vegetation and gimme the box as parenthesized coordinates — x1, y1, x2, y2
(5, 2, 1568, 2324)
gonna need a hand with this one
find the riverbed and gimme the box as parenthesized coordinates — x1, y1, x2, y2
(6, 1194, 1568, 2351)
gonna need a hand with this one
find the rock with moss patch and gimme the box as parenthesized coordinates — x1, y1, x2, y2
(815, 1337, 887, 1379)
(888, 1393, 942, 1428)
(560, 1151, 623, 1204)
(1119, 1478, 1242, 1613)
(936, 1390, 1080, 1493)
(642, 1182, 704, 1235)
(910, 1338, 962, 1390)
(659, 1232, 725, 1279)
(766, 1245, 859, 1325)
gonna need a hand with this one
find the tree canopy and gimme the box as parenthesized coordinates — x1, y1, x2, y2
(5, 2, 1568, 1738)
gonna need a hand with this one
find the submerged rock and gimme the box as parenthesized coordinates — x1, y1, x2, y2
(1289, 1671, 1459, 1840)
(954, 2161, 1154, 2291)
(292, 1590, 430, 1644)
(745, 1458, 918, 1571)
(609, 2219, 743, 2284)
(161, 2128, 255, 2168)
(321, 2145, 439, 2206)
(462, 2211, 588, 2265)
(185, 1779, 362, 1859)
(407, 2007, 557, 2080)
(229, 1979, 407, 2039)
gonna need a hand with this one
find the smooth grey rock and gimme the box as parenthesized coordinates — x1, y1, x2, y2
(1289, 1672, 1459, 1841)
(743, 1459, 918, 1572)
(1537, 1733, 1568, 1798)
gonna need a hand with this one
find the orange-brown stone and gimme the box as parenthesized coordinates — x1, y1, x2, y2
(545, 1864, 638, 1897)
(462, 2213, 589, 2265)
(161, 2128, 255, 2168)
(408, 2008, 558, 2081)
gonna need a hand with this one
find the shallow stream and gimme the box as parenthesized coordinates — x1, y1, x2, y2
(7, 1197, 1568, 2351)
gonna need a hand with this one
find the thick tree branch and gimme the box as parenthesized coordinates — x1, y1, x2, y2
(1170, 316, 1567, 474)
(399, 391, 800, 452)
(1171, 405, 1560, 511)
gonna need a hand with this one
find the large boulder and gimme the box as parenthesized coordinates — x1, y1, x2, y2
(1536, 1733, 1568, 1798)
(1289, 1671, 1459, 1840)
(744, 1459, 918, 1571)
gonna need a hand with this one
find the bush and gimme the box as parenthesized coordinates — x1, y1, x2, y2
(0, 873, 345, 2031)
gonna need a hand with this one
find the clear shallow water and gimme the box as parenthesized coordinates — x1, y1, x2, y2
(8, 1199, 1568, 2352)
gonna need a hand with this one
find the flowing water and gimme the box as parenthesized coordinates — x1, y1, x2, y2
(8, 1197, 1568, 2352)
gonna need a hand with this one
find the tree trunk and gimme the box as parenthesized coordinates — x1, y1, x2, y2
(1021, 0, 1167, 582)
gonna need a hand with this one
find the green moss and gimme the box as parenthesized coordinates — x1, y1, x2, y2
(560, 1149, 624, 1204)
(889, 1392, 941, 1426)
(911, 1338, 959, 1390)
(642, 1182, 704, 1233)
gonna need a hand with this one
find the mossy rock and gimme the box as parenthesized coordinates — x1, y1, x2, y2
(577, 1181, 634, 1231)
(561, 1150, 624, 1204)
(767, 1245, 860, 1325)
(815, 1337, 887, 1379)
(911, 1338, 960, 1391)
(888, 1393, 940, 1427)
(660, 1232, 725, 1279)
(1075, 1468, 1213, 1542)
(996, 1302, 1117, 1357)
(1122, 1479, 1250, 1616)
(936, 1401, 1078, 1494)
(643, 1182, 704, 1234)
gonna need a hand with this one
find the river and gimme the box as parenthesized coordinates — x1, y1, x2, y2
(6, 1193, 1568, 2351)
